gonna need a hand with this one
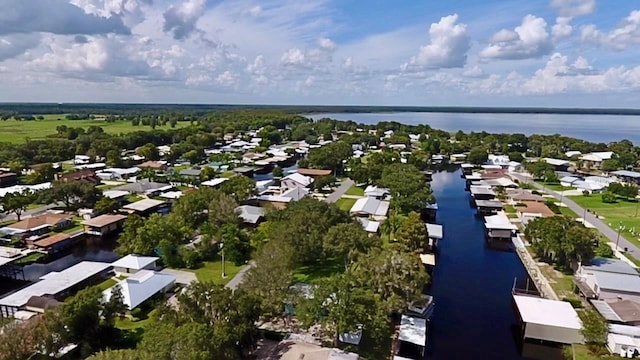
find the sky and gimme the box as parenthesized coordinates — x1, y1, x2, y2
(0, 0, 639, 107)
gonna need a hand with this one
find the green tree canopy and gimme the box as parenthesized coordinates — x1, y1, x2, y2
(379, 163, 435, 214)
(395, 211, 429, 253)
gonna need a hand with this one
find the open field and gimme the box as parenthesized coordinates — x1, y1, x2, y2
(335, 197, 356, 211)
(0, 115, 193, 143)
(181, 258, 243, 285)
(344, 185, 365, 196)
(568, 194, 640, 247)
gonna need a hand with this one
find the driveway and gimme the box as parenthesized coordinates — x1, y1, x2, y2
(511, 172, 640, 258)
(159, 268, 198, 285)
(324, 178, 355, 203)
(225, 261, 255, 291)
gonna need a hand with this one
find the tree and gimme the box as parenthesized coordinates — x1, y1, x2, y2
(524, 216, 597, 270)
(242, 240, 295, 318)
(296, 274, 391, 351)
(94, 196, 120, 214)
(102, 284, 127, 327)
(323, 222, 379, 270)
(381, 210, 405, 241)
(219, 175, 256, 203)
(601, 159, 621, 172)
(351, 246, 429, 314)
(467, 147, 488, 165)
(580, 309, 608, 346)
(508, 151, 524, 162)
(116, 214, 187, 266)
(379, 163, 435, 214)
(272, 166, 284, 178)
(525, 161, 554, 179)
(57, 286, 104, 353)
(220, 223, 251, 265)
(1, 190, 33, 221)
(25, 163, 56, 184)
(313, 175, 336, 191)
(50, 180, 101, 210)
(199, 166, 217, 181)
(106, 149, 124, 168)
(307, 141, 352, 175)
(136, 143, 160, 161)
(169, 187, 224, 231)
(394, 211, 429, 253)
(601, 192, 617, 203)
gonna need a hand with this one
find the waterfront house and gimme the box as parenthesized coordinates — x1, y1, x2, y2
(487, 154, 511, 168)
(484, 213, 517, 242)
(56, 169, 101, 183)
(461, 163, 474, 176)
(102, 270, 175, 310)
(517, 201, 556, 221)
(296, 168, 332, 177)
(575, 257, 640, 302)
(506, 189, 545, 203)
(122, 198, 168, 216)
(82, 214, 128, 237)
(475, 200, 504, 216)
(512, 294, 583, 345)
(591, 299, 640, 326)
(469, 185, 496, 201)
(426, 223, 443, 251)
(111, 255, 158, 276)
(29, 233, 77, 254)
(0, 261, 111, 318)
(281, 173, 314, 189)
(544, 158, 570, 172)
(350, 197, 390, 220)
(612, 170, 640, 185)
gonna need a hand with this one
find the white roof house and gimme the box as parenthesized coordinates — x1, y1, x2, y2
(103, 270, 175, 310)
(235, 205, 265, 224)
(122, 198, 166, 213)
(201, 178, 229, 187)
(356, 218, 380, 233)
(103, 190, 130, 200)
(111, 255, 159, 272)
(398, 314, 427, 347)
(281, 173, 314, 188)
(487, 154, 510, 166)
(364, 185, 390, 198)
(350, 198, 390, 218)
(513, 295, 583, 344)
(581, 151, 614, 162)
(544, 158, 570, 167)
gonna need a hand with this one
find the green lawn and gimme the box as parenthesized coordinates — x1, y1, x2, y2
(558, 206, 578, 218)
(182, 258, 244, 285)
(17, 252, 46, 264)
(293, 258, 344, 284)
(540, 183, 574, 192)
(335, 197, 357, 211)
(566, 344, 618, 360)
(0, 117, 193, 144)
(344, 185, 365, 197)
(115, 308, 159, 331)
(568, 194, 640, 247)
(504, 205, 516, 213)
(96, 278, 117, 291)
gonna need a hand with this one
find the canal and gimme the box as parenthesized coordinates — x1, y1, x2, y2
(426, 168, 560, 360)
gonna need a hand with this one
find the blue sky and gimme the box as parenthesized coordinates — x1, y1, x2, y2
(0, 0, 639, 107)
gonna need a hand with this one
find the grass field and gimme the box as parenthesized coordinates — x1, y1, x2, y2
(344, 185, 365, 197)
(0, 115, 192, 143)
(293, 258, 343, 284)
(335, 197, 356, 211)
(182, 258, 244, 285)
(568, 194, 640, 247)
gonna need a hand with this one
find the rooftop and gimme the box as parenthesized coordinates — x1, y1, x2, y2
(103, 270, 175, 310)
(32, 233, 71, 248)
(582, 257, 639, 276)
(82, 214, 128, 228)
(356, 218, 380, 233)
(592, 299, 640, 323)
(350, 197, 390, 217)
(513, 295, 582, 330)
(612, 170, 640, 179)
(236, 205, 265, 224)
(201, 178, 228, 187)
(4, 213, 72, 232)
(0, 261, 112, 308)
(282, 173, 314, 187)
(297, 168, 332, 177)
(112, 254, 159, 270)
(114, 180, 172, 194)
(398, 314, 427, 346)
(123, 198, 166, 212)
(426, 223, 443, 239)
(517, 201, 555, 217)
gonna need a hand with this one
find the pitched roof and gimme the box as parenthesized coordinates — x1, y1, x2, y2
(282, 173, 314, 187)
(6, 213, 72, 231)
(517, 201, 555, 217)
(582, 257, 639, 276)
(111, 254, 159, 270)
(82, 214, 127, 228)
(103, 270, 175, 310)
(235, 205, 265, 224)
(123, 198, 166, 212)
(350, 197, 390, 217)
(114, 181, 172, 194)
(138, 161, 166, 169)
(32, 233, 71, 248)
(297, 168, 332, 176)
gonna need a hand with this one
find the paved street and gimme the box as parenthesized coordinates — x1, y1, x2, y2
(0, 202, 61, 222)
(225, 261, 255, 290)
(324, 178, 355, 203)
(511, 172, 640, 259)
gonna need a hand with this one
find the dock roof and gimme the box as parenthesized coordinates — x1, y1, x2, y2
(398, 314, 427, 347)
(513, 295, 582, 331)
(82, 214, 127, 228)
(0, 261, 111, 308)
(475, 200, 503, 208)
(426, 223, 443, 239)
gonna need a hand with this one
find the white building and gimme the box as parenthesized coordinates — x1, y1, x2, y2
(281, 173, 314, 189)
(513, 295, 583, 344)
(350, 197, 390, 220)
(111, 255, 159, 276)
(103, 270, 175, 310)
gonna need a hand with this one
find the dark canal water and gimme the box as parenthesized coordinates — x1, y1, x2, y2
(426, 168, 560, 360)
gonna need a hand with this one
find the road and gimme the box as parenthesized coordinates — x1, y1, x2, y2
(324, 178, 355, 203)
(511, 172, 640, 259)
(225, 261, 255, 291)
(0, 203, 61, 222)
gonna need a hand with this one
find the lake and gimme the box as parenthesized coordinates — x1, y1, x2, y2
(308, 112, 640, 144)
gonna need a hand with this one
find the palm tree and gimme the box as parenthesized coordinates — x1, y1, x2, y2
(381, 210, 404, 242)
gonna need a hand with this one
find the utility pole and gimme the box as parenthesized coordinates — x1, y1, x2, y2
(220, 243, 226, 278)
(616, 222, 623, 252)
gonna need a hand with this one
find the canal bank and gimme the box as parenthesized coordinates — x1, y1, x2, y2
(426, 168, 562, 360)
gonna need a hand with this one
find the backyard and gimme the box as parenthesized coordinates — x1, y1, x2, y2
(335, 197, 356, 211)
(181, 257, 244, 285)
(0, 116, 193, 143)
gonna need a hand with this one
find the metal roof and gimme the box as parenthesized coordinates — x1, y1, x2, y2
(399, 314, 427, 346)
(350, 197, 390, 217)
(613, 170, 640, 179)
(582, 257, 639, 276)
(513, 295, 582, 330)
(123, 198, 166, 212)
(235, 205, 265, 224)
(103, 270, 175, 310)
(112, 254, 158, 270)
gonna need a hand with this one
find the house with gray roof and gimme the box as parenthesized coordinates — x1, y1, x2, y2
(576, 257, 640, 302)
(235, 205, 265, 225)
(350, 197, 390, 220)
(115, 181, 173, 195)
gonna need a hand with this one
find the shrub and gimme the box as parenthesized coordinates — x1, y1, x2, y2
(545, 199, 561, 214)
(562, 297, 583, 309)
(601, 192, 617, 204)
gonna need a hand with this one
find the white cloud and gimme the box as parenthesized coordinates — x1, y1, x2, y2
(163, 0, 207, 40)
(480, 15, 553, 60)
(244, 5, 263, 17)
(580, 10, 640, 50)
(280, 48, 306, 66)
(0, 34, 41, 61)
(549, 0, 595, 17)
(216, 70, 238, 87)
(317, 37, 336, 51)
(0, 0, 130, 36)
(462, 65, 486, 78)
(402, 14, 470, 71)
(552, 17, 573, 40)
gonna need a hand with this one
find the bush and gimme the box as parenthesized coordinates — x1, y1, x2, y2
(601, 192, 617, 204)
(562, 297, 583, 309)
(545, 199, 561, 214)
(595, 241, 614, 258)
(582, 190, 590, 196)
